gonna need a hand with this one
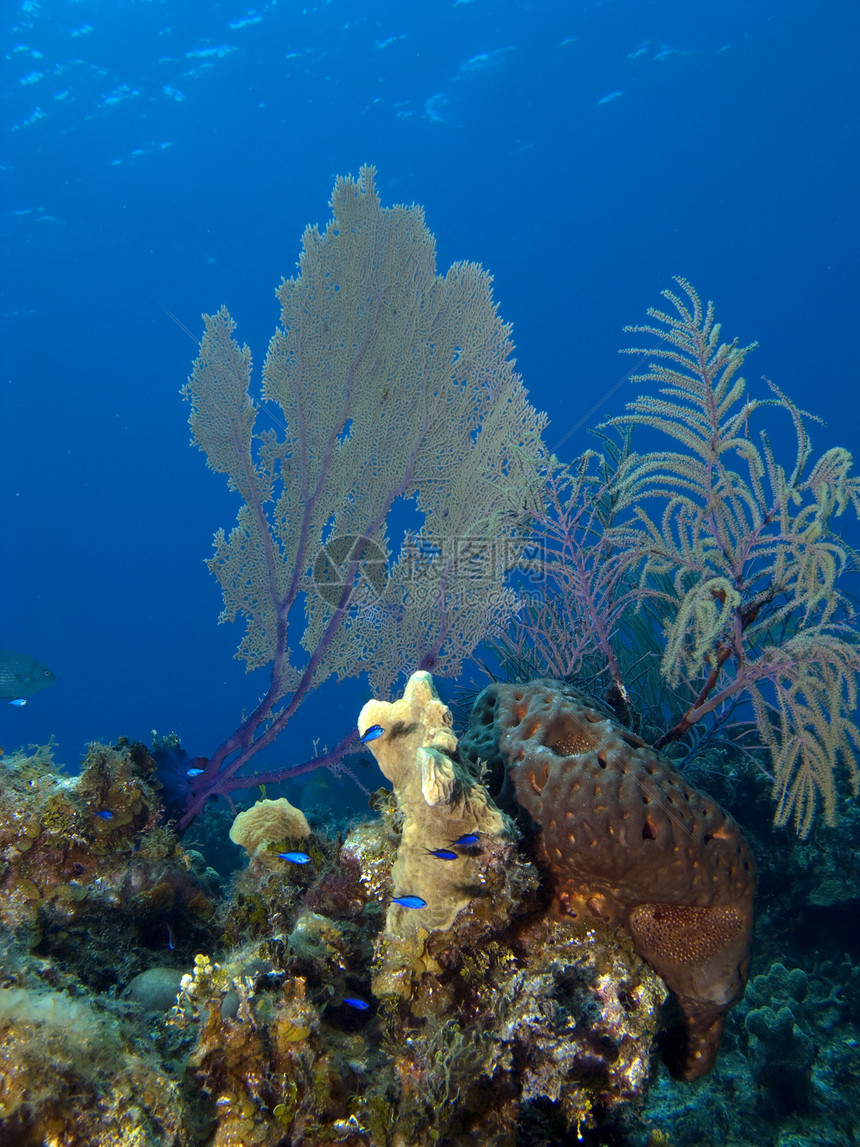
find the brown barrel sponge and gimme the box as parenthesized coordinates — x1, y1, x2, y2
(461, 679, 755, 1081)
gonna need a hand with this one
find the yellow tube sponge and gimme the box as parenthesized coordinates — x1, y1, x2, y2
(358, 670, 506, 937)
(229, 797, 310, 854)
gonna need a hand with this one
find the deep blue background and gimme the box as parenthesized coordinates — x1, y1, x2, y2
(2, 0, 858, 810)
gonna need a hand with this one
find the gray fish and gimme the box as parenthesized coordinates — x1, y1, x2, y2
(0, 650, 56, 702)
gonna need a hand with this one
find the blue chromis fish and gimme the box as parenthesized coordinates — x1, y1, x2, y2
(278, 851, 311, 865)
(425, 847, 459, 861)
(95, 810, 114, 820)
(449, 833, 480, 847)
(391, 895, 427, 909)
(342, 995, 370, 1011)
(360, 724, 385, 744)
(186, 767, 204, 777)
(0, 649, 56, 703)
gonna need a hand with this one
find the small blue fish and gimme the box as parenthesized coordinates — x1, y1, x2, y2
(8, 698, 26, 707)
(360, 724, 385, 744)
(425, 848, 459, 861)
(392, 895, 426, 909)
(342, 995, 370, 1011)
(95, 810, 114, 820)
(186, 767, 204, 777)
(449, 833, 479, 847)
(278, 851, 311, 865)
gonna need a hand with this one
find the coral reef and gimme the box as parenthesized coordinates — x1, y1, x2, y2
(0, 741, 219, 988)
(14, 675, 860, 1146)
(229, 796, 311, 854)
(0, 741, 219, 1144)
(163, 799, 665, 1146)
(642, 958, 860, 1146)
(461, 678, 755, 1081)
(0, 981, 188, 1146)
(168, 674, 667, 1142)
(0, 680, 684, 1146)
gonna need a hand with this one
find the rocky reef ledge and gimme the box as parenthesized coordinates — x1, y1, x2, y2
(0, 672, 754, 1146)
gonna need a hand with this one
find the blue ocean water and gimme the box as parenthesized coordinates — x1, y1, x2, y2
(2, 0, 858, 797)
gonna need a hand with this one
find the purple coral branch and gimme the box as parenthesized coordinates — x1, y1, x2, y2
(510, 461, 650, 695)
(216, 729, 362, 794)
